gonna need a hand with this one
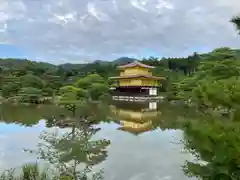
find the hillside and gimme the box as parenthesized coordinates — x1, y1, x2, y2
(1, 48, 239, 70)
(0, 47, 239, 103)
(0, 58, 57, 70)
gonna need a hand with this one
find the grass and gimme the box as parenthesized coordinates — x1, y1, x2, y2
(0, 163, 74, 180)
(0, 163, 103, 180)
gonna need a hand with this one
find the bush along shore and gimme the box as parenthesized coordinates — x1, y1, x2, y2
(0, 73, 110, 105)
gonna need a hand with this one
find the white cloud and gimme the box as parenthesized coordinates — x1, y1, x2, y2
(131, 0, 149, 12)
(1, 0, 240, 64)
(156, 0, 174, 11)
(87, 2, 112, 21)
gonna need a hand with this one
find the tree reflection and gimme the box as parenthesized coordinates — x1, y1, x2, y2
(182, 118, 240, 180)
(150, 102, 198, 131)
(45, 101, 112, 128)
(27, 101, 111, 179)
(0, 104, 62, 126)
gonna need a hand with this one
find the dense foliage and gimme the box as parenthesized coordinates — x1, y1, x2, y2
(0, 49, 219, 103)
(174, 17, 240, 180)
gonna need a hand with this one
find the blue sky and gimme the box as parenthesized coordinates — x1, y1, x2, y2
(0, 44, 27, 59)
(0, 43, 214, 63)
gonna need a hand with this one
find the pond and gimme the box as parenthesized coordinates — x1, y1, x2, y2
(0, 101, 199, 180)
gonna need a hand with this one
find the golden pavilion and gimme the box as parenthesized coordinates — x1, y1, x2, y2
(109, 61, 165, 97)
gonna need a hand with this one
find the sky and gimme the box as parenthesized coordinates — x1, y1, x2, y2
(0, 0, 240, 64)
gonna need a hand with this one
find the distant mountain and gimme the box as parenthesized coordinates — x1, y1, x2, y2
(92, 57, 137, 65)
(58, 63, 84, 70)
(0, 58, 56, 70)
(92, 60, 110, 65)
(0, 56, 138, 71)
(113, 57, 137, 65)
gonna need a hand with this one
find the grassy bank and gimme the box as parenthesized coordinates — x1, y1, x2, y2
(0, 163, 98, 180)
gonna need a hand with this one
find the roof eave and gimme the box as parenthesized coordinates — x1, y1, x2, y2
(117, 65, 155, 69)
(109, 76, 165, 80)
(117, 61, 155, 69)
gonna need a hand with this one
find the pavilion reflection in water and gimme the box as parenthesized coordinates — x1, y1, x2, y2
(110, 101, 160, 135)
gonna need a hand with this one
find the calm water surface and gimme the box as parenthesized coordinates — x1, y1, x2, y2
(0, 102, 197, 180)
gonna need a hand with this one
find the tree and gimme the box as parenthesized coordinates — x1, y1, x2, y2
(179, 15, 240, 180)
(42, 74, 63, 94)
(1, 82, 20, 98)
(74, 74, 109, 101)
(26, 103, 110, 179)
(18, 87, 43, 103)
(75, 74, 105, 90)
(42, 87, 54, 97)
(20, 74, 45, 89)
(60, 86, 88, 99)
(192, 77, 240, 118)
(176, 55, 240, 104)
(59, 87, 88, 116)
(88, 83, 109, 101)
(231, 16, 240, 33)
(75, 78, 91, 89)
(183, 119, 240, 179)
